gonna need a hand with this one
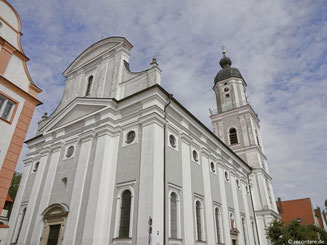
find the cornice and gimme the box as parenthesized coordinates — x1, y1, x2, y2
(79, 130, 96, 143)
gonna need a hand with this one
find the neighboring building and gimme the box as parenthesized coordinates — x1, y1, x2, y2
(0, 194, 13, 243)
(210, 51, 279, 244)
(276, 197, 320, 226)
(0, 0, 41, 225)
(0, 194, 13, 226)
(6, 37, 275, 245)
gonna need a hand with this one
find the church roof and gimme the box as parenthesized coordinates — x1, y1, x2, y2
(214, 52, 243, 84)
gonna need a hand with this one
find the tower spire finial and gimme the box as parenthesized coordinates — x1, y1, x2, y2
(221, 45, 226, 56)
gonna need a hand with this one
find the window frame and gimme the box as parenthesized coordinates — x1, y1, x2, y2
(194, 198, 205, 242)
(114, 185, 135, 239)
(118, 190, 132, 238)
(228, 127, 239, 145)
(242, 217, 248, 245)
(0, 92, 18, 124)
(85, 75, 93, 96)
(214, 206, 223, 244)
(168, 190, 181, 239)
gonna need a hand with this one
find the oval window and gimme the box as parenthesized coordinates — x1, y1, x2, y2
(66, 146, 74, 158)
(192, 150, 198, 162)
(169, 135, 176, 148)
(225, 171, 229, 181)
(33, 162, 39, 172)
(126, 131, 136, 144)
(236, 179, 240, 188)
(211, 162, 215, 172)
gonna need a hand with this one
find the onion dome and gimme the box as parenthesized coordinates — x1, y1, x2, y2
(214, 51, 243, 84)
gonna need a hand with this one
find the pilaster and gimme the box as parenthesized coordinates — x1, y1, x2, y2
(17, 147, 50, 244)
(180, 138, 195, 245)
(217, 166, 231, 245)
(81, 127, 119, 245)
(241, 182, 256, 245)
(136, 122, 164, 245)
(200, 152, 215, 245)
(63, 130, 95, 245)
(230, 174, 245, 245)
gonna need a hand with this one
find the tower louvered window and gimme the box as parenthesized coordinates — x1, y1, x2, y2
(85, 76, 93, 96)
(196, 201, 202, 241)
(215, 208, 221, 243)
(170, 192, 177, 238)
(119, 190, 131, 238)
(229, 128, 238, 145)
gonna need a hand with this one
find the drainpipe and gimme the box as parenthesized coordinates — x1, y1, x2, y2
(163, 94, 173, 245)
(247, 172, 261, 245)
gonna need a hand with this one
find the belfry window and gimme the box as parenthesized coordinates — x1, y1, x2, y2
(119, 190, 132, 238)
(229, 128, 238, 145)
(85, 75, 93, 96)
(170, 192, 177, 238)
(195, 201, 203, 241)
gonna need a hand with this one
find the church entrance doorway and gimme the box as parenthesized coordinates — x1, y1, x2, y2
(41, 203, 69, 245)
(47, 224, 61, 245)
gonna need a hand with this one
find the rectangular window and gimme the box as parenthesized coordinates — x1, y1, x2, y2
(0, 94, 16, 122)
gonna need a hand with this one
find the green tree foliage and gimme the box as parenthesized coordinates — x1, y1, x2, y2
(8, 171, 22, 201)
(266, 220, 327, 244)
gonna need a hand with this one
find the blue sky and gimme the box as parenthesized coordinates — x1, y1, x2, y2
(11, 0, 327, 208)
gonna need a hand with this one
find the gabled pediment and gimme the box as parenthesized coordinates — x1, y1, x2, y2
(52, 104, 105, 129)
(41, 98, 113, 133)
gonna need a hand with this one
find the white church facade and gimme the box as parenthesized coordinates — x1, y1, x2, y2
(5, 37, 278, 245)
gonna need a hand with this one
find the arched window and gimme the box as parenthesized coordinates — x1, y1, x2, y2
(242, 217, 248, 245)
(215, 208, 221, 243)
(119, 190, 132, 238)
(85, 76, 93, 96)
(196, 201, 202, 241)
(170, 192, 177, 238)
(229, 128, 238, 145)
(252, 221, 257, 245)
(13, 207, 26, 242)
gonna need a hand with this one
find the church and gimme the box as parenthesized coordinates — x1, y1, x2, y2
(6, 37, 279, 245)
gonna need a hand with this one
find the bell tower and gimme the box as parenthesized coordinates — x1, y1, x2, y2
(210, 50, 280, 245)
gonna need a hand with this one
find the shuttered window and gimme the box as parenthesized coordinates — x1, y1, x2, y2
(119, 190, 131, 238)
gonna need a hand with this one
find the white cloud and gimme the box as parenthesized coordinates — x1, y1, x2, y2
(12, 0, 327, 208)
